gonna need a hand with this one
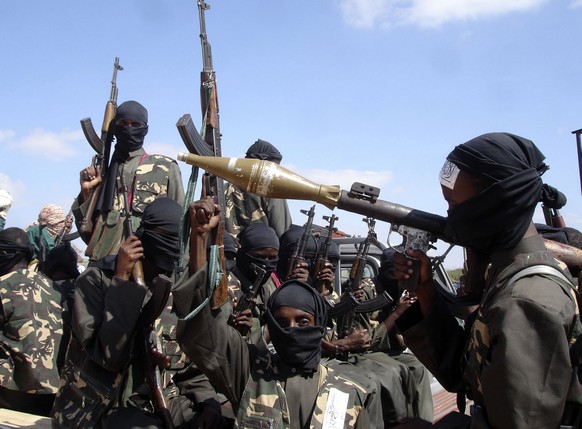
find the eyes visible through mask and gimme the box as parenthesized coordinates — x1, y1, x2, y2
(273, 306, 315, 328)
(115, 119, 146, 128)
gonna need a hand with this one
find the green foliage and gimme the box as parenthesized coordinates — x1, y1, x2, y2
(447, 268, 463, 283)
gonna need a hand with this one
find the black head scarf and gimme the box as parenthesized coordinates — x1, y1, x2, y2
(97, 101, 149, 213)
(44, 243, 80, 279)
(277, 225, 319, 280)
(135, 197, 181, 273)
(443, 132, 550, 254)
(112, 100, 149, 155)
(0, 228, 34, 276)
(236, 222, 279, 283)
(264, 280, 327, 374)
(245, 139, 283, 162)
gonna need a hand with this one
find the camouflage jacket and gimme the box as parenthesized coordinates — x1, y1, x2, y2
(73, 149, 184, 261)
(224, 182, 292, 239)
(401, 235, 576, 429)
(173, 265, 370, 429)
(237, 353, 367, 429)
(0, 268, 62, 394)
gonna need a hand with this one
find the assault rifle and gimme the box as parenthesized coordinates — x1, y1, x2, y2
(54, 208, 78, 247)
(176, 1, 228, 309)
(79, 57, 123, 238)
(120, 177, 174, 429)
(227, 264, 267, 336)
(332, 218, 393, 345)
(140, 275, 175, 429)
(313, 214, 338, 294)
(286, 205, 316, 279)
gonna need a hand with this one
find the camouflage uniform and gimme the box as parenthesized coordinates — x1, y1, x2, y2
(73, 149, 184, 261)
(400, 234, 576, 429)
(0, 268, 62, 394)
(237, 353, 367, 428)
(174, 265, 372, 428)
(224, 182, 292, 239)
(0, 268, 62, 416)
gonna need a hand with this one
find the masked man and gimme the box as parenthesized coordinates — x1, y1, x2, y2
(174, 196, 373, 428)
(394, 132, 577, 429)
(73, 100, 184, 262)
(0, 227, 62, 416)
(52, 198, 227, 429)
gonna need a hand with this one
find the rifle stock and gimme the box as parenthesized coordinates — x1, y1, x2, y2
(142, 327, 174, 429)
(120, 177, 145, 286)
(140, 269, 175, 429)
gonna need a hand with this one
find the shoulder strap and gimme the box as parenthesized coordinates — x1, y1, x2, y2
(507, 264, 576, 299)
(508, 265, 582, 368)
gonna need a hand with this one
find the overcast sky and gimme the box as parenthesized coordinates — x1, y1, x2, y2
(2, 0, 582, 269)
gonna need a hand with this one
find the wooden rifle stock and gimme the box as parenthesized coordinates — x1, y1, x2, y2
(139, 272, 175, 428)
(142, 327, 174, 429)
(198, 173, 228, 310)
(120, 177, 145, 286)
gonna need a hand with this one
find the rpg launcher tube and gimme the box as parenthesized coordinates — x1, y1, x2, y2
(177, 153, 452, 243)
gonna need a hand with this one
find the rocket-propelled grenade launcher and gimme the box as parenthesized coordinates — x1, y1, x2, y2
(176, 153, 454, 245)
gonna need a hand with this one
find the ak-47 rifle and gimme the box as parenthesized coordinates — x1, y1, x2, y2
(138, 272, 175, 429)
(120, 177, 174, 429)
(313, 214, 338, 294)
(176, 1, 227, 309)
(328, 218, 393, 360)
(79, 57, 123, 239)
(227, 264, 267, 336)
(286, 205, 317, 279)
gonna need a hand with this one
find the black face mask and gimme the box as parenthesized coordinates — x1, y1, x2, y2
(442, 173, 538, 255)
(113, 124, 148, 154)
(236, 250, 278, 284)
(264, 281, 327, 374)
(267, 320, 324, 372)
